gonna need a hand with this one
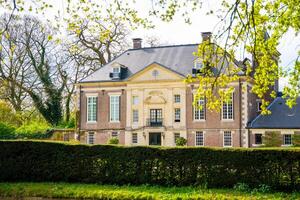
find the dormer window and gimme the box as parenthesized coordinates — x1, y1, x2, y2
(193, 59, 203, 74)
(109, 62, 127, 80)
(113, 67, 120, 73)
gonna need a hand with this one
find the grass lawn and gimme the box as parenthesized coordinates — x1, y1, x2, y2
(0, 182, 299, 200)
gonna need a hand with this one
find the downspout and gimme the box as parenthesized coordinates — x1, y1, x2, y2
(239, 78, 242, 147)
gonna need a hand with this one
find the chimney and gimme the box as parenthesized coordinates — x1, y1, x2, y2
(201, 32, 212, 42)
(132, 38, 142, 49)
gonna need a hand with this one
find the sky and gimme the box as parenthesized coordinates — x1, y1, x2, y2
(9, 0, 300, 90)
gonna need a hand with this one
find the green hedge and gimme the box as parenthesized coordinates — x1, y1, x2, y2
(0, 141, 299, 191)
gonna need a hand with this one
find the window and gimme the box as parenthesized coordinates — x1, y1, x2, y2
(174, 108, 181, 122)
(195, 131, 204, 146)
(152, 70, 159, 77)
(194, 59, 203, 69)
(110, 95, 120, 122)
(113, 67, 120, 73)
(255, 133, 262, 145)
(87, 96, 97, 122)
(283, 134, 292, 145)
(132, 133, 138, 144)
(111, 131, 118, 138)
(174, 95, 181, 103)
(133, 109, 139, 123)
(223, 131, 232, 147)
(174, 133, 180, 144)
(87, 132, 95, 144)
(194, 97, 205, 120)
(112, 67, 120, 79)
(257, 101, 262, 112)
(222, 93, 233, 120)
(133, 96, 139, 105)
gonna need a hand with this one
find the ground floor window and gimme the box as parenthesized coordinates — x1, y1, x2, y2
(174, 133, 180, 144)
(255, 133, 262, 145)
(283, 134, 292, 145)
(195, 131, 204, 146)
(112, 131, 118, 138)
(87, 132, 95, 144)
(223, 131, 232, 147)
(132, 133, 138, 144)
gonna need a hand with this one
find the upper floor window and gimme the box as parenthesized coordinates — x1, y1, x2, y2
(132, 133, 138, 144)
(87, 132, 95, 144)
(222, 93, 233, 120)
(223, 131, 232, 147)
(257, 101, 262, 112)
(255, 133, 262, 145)
(174, 108, 181, 122)
(110, 95, 120, 122)
(194, 59, 203, 69)
(194, 97, 205, 120)
(133, 96, 139, 105)
(195, 131, 204, 146)
(133, 109, 139, 123)
(87, 96, 97, 122)
(174, 95, 181, 103)
(283, 134, 292, 146)
(112, 67, 120, 73)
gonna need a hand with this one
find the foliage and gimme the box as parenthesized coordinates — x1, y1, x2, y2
(233, 183, 251, 192)
(0, 141, 300, 191)
(108, 137, 119, 145)
(0, 182, 298, 200)
(175, 137, 187, 146)
(0, 122, 16, 139)
(15, 121, 50, 139)
(292, 134, 300, 147)
(263, 132, 281, 147)
(0, 100, 21, 126)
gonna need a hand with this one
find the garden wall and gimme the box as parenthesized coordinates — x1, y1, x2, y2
(0, 141, 299, 191)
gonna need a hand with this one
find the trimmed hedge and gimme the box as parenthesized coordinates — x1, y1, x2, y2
(0, 141, 300, 191)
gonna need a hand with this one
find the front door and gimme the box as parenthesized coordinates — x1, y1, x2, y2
(149, 132, 162, 145)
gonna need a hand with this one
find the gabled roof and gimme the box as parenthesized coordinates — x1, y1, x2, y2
(248, 97, 300, 129)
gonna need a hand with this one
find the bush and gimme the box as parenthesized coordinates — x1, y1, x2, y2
(15, 121, 51, 139)
(108, 137, 119, 144)
(0, 141, 299, 191)
(263, 131, 281, 147)
(292, 134, 300, 146)
(233, 183, 250, 192)
(0, 123, 16, 139)
(176, 137, 187, 146)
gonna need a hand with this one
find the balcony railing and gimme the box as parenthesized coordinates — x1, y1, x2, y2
(146, 118, 163, 127)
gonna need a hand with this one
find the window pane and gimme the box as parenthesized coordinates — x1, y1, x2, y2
(110, 96, 120, 121)
(174, 108, 180, 122)
(87, 96, 97, 122)
(196, 131, 204, 146)
(133, 110, 139, 123)
(132, 133, 138, 144)
(112, 132, 118, 138)
(284, 134, 292, 145)
(133, 96, 139, 105)
(222, 93, 233, 120)
(174, 95, 180, 103)
(194, 97, 205, 120)
(224, 131, 232, 147)
(87, 132, 95, 144)
(255, 134, 262, 144)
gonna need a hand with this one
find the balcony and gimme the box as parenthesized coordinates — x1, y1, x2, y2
(146, 118, 163, 127)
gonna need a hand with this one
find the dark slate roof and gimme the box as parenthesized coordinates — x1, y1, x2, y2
(248, 97, 300, 129)
(80, 44, 199, 83)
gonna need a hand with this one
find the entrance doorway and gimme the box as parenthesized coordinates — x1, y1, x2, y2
(149, 132, 162, 145)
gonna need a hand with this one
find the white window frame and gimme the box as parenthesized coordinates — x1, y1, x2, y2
(132, 109, 139, 123)
(87, 132, 95, 144)
(132, 96, 139, 105)
(223, 131, 232, 147)
(110, 94, 120, 122)
(132, 133, 138, 144)
(257, 100, 262, 112)
(174, 95, 181, 103)
(222, 93, 234, 120)
(174, 132, 180, 145)
(174, 108, 181, 122)
(194, 58, 203, 69)
(87, 95, 97, 123)
(195, 131, 204, 146)
(112, 67, 120, 73)
(194, 97, 205, 121)
(283, 134, 292, 146)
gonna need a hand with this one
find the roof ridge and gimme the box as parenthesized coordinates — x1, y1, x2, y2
(127, 43, 200, 51)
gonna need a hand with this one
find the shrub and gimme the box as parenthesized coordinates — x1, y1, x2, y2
(0, 123, 16, 139)
(108, 137, 119, 144)
(0, 141, 299, 191)
(233, 183, 250, 192)
(15, 121, 51, 139)
(176, 137, 187, 146)
(292, 134, 300, 146)
(263, 131, 281, 147)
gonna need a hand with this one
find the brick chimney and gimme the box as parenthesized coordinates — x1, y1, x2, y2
(132, 38, 142, 49)
(201, 32, 212, 42)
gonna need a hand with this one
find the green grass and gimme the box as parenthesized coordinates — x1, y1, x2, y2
(0, 182, 299, 200)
